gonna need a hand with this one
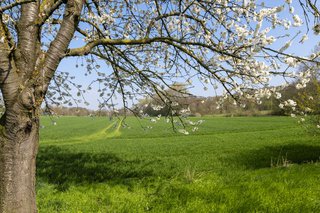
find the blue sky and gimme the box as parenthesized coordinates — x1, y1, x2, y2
(57, 1, 320, 110)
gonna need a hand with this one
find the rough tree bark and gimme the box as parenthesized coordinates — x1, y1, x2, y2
(0, 50, 40, 212)
(0, 2, 41, 211)
(0, 95, 40, 213)
(0, 1, 83, 212)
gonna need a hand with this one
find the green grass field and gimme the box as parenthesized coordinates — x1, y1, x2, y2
(37, 116, 320, 212)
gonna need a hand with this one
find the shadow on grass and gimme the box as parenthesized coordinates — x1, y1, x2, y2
(235, 144, 320, 169)
(36, 146, 153, 191)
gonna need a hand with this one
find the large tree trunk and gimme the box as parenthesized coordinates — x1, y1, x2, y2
(0, 1, 84, 211)
(0, 104, 40, 213)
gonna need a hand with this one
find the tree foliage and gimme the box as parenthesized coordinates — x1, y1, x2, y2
(0, 0, 319, 115)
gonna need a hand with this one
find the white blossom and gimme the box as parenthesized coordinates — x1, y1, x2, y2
(178, 129, 189, 135)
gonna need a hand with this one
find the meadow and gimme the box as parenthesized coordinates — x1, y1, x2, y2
(37, 116, 320, 212)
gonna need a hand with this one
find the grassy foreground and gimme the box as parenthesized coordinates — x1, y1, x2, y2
(37, 116, 320, 212)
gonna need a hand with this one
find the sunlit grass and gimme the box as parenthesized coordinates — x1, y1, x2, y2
(37, 116, 320, 212)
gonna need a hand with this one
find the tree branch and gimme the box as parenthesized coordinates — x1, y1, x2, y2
(66, 37, 240, 59)
(41, 0, 84, 93)
(36, 0, 64, 26)
(15, 1, 40, 76)
(0, 0, 36, 12)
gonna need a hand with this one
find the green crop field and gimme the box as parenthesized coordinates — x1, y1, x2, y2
(37, 116, 320, 212)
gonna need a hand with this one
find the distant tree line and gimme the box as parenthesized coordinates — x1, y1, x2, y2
(133, 79, 320, 117)
(42, 106, 104, 117)
(43, 80, 320, 117)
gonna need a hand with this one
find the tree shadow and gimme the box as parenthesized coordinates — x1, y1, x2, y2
(36, 146, 154, 191)
(234, 144, 320, 169)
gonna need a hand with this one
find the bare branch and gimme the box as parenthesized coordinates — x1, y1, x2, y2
(0, 0, 35, 12)
(36, 0, 64, 26)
